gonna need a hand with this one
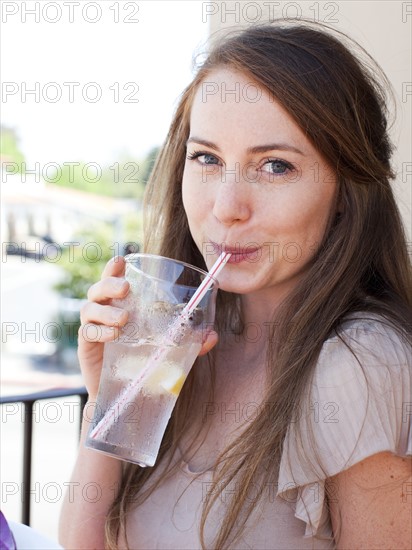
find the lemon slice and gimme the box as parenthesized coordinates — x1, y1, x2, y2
(118, 355, 146, 378)
(159, 364, 186, 396)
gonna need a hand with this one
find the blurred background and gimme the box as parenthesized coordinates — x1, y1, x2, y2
(1, 0, 410, 541)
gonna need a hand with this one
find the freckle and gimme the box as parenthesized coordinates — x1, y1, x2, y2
(390, 475, 394, 478)
(390, 520, 394, 526)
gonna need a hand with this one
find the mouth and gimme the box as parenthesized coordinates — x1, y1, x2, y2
(209, 241, 262, 264)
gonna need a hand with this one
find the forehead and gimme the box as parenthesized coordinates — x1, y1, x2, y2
(190, 68, 309, 147)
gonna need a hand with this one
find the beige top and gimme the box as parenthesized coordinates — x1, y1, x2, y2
(122, 313, 411, 549)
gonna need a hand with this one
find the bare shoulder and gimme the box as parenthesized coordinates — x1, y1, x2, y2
(327, 451, 412, 549)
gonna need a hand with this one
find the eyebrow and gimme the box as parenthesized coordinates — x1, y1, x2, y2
(186, 137, 305, 156)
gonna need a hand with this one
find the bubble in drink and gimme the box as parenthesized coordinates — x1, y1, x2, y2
(86, 339, 201, 467)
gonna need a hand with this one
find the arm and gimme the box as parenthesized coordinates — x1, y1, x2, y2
(59, 406, 123, 549)
(58, 256, 218, 549)
(327, 451, 412, 549)
(59, 257, 129, 549)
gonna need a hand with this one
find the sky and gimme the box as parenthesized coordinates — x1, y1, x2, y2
(1, 0, 210, 166)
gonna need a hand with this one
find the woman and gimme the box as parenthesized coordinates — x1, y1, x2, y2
(59, 21, 412, 549)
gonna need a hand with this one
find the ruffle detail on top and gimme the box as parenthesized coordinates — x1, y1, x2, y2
(277, 313, 411, 538)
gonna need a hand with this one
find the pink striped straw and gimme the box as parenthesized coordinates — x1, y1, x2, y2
(182, 251, 231, 314)
(89, 252, 231, 440)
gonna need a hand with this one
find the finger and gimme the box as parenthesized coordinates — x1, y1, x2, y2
(198, 330, 218, 356)
(78, 323, 120, 343)
(87, 276, 129, 303)
(101, 255, 126, 279)
(80, 302, 129, 327)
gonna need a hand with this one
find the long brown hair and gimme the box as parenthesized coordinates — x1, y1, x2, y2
(106, 20, 412, 549)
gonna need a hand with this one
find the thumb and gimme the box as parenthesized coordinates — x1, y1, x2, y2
(198, 329, 218, 356)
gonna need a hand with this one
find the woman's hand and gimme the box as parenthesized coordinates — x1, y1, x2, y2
(78, 256, 130, 400)
(78, 255, 218, 399)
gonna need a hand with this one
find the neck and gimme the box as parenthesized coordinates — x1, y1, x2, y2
(240, 283, 294, 327)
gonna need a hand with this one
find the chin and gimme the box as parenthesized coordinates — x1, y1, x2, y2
(214, 272, 259, 295)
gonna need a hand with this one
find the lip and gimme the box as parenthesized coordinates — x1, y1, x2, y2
(209, 240, 262, 264)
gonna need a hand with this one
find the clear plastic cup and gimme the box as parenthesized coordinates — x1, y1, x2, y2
(85, 254, 217, 467)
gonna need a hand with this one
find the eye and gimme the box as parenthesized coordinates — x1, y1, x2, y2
(186, 150, 220, 165)
(261, 158, 294, 176)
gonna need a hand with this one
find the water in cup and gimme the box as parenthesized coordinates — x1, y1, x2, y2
(86, 338, 201, 467)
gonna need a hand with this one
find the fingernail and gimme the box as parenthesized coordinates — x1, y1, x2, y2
(103, 326, 117, 339)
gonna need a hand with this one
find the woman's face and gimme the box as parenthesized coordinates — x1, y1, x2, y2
(182, 68, 339, 298)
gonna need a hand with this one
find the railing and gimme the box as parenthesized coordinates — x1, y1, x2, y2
(0, 386, 88, 526)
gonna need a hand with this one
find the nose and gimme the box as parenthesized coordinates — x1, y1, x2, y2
(212, 180, 251, 226)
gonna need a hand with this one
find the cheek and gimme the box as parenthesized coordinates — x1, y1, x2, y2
(296, 193, 337, 246)
(269, 187, 335, 244)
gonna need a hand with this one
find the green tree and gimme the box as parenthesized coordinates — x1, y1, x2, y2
(54, 213, 143, 299)
(49, 147, 160, 198)
(53, 215, 143, 352)
(0, 126, 26, 169)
